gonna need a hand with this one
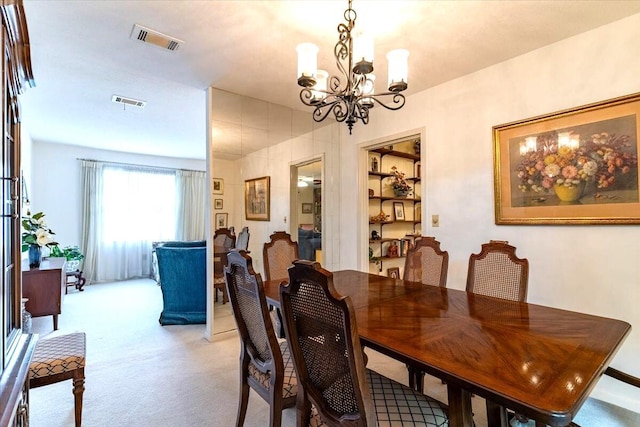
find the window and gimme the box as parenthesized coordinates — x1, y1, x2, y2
(102, 167, 176, 243)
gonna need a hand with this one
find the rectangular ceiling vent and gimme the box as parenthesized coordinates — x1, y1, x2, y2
(111, 95, 147, 108)
(130, 24, 183, 52)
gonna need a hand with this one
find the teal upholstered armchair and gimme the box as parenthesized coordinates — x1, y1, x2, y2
(155, 246, 207, 325)
(151, 240, 206, 284)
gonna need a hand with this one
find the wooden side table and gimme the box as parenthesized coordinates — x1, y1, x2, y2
(22, 257, 66, 331)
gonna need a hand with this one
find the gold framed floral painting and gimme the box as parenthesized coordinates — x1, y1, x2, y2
(494, 92, 640, 224)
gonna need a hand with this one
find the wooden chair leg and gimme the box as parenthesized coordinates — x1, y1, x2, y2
(73, 368, 85, 427)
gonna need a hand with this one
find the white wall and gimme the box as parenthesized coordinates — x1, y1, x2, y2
(25, 141, 205, 251)
(340, 14, 640, 412)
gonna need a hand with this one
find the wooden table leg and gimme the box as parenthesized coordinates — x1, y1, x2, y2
(53, 314, 58, 331)
(447, 383, 474, 427)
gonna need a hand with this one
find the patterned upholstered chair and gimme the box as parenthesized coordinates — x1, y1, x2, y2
(280, 260, 449, 427)
(402, 236, 449, 391)
(466, 240, 529, 425)
(224, 250, 296, 427)
(29, 332, 86, 427)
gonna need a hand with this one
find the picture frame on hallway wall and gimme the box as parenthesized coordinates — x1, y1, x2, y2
(245, 176, 270, 221)
(301, 203, 313, 214)
(214, 199, 223, 210)
(215, 213, 228, 229)
(212, 178, 224, 195)
(493, 92, 640, 225)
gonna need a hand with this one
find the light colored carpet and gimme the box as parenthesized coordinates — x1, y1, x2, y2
(28, 279, 638, 427)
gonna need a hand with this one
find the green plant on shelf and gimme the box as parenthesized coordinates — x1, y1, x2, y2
(369, 247, 381, 266)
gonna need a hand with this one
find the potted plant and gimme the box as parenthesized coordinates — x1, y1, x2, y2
(51, 245, 85, 272)
(21, 211, 58, 268)
(389, 166, 412, 197)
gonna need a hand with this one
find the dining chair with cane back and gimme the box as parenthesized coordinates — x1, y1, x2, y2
(403, 236, 449, 287)
(214, 227, 236, 250)
(214, 228, 237, 303)
(224, 250, 297, 427)
(466, 240, 529, 425)
(466, 240, 529, 302)
(280, 260, 449, 427)
(263, 231, 299, 337)
(402, 236, 449, 392)
(262, 231, 299, 282)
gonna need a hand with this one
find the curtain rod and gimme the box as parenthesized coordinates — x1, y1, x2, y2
(76, 158, 205, 174)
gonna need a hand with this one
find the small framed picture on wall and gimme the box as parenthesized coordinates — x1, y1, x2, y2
(214, 199, 223, 210)
(215, 213, 228, 229)
(302, 203, 313, 214)
(212, 178, 224, 195)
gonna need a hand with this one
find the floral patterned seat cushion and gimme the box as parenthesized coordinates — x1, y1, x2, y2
(29, 332, 86, 379)
(247, 341, 297, 399)
(309, 369, 448, 427)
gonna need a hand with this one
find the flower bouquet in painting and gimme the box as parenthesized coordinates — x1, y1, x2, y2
(21, 211, 58, 268)
(514, 128, 638, 204)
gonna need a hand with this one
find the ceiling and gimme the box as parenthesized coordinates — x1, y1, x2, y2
(19, 1, 640, 161)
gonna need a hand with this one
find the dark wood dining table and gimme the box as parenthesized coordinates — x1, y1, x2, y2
(263, 269, 631, 427)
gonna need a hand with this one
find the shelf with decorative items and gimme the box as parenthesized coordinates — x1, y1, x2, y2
(367, 138, 422, 276)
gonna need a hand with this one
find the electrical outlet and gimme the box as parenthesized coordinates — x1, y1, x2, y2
(432, 214, 439, 227)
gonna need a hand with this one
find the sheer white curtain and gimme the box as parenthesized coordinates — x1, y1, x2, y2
(175, 169, 206, 240)
(81, 160, 198, 283)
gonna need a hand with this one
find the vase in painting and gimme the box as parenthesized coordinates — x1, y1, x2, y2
(553, 181, 586, 203)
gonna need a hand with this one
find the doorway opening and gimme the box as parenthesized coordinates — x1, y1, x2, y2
(291, 159, 323, 263)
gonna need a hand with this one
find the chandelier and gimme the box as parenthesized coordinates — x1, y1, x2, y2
(296, 0, 409, 134)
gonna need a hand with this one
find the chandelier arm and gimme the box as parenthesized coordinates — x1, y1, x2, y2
(367, 93, 407, 111)
(310, 98, 350, 123)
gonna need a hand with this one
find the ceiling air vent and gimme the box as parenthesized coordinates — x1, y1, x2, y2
(130, 24, 183, 52)
(111, 95, 146, 108)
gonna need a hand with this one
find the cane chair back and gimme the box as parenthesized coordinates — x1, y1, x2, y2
(403, 237, 449, 287)
(466, 240, 529, 302)
(281, 260, 449, 427)
(214, 227, 236, 250)
(236, 227, 250, 251)
(224, 250, 296, 427)
(263, 231, 299, 281)
(213, 228, 237, 304)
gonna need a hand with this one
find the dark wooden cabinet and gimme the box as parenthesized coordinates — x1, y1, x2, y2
(0, 1, 36, 425)
(22, 258, 66, 331)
